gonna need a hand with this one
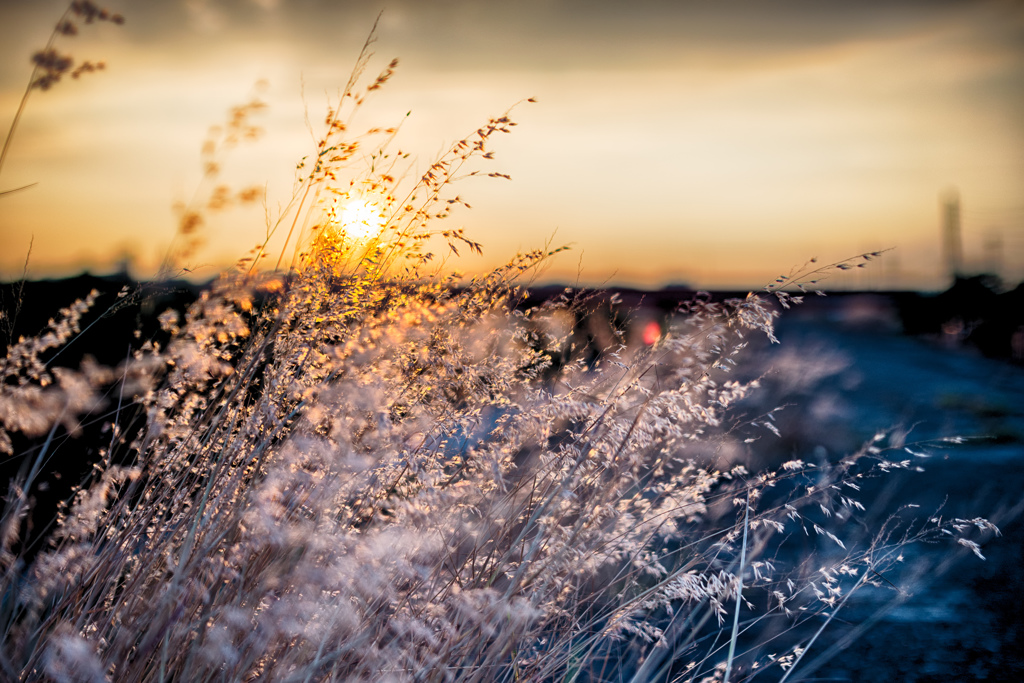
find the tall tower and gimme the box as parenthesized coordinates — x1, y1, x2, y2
(940, 188, 964, 282)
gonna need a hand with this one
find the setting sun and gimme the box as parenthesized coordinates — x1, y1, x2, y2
(335, 197, 387, 242)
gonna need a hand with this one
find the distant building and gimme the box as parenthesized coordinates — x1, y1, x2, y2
(940, 188, 964, 283)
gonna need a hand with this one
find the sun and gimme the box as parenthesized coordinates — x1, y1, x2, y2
(334, 197, 387, 242)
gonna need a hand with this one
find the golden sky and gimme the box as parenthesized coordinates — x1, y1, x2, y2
(1, 0, 1022, 289)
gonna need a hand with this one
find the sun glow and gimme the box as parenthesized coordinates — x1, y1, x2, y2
(334, 197, 388, 242)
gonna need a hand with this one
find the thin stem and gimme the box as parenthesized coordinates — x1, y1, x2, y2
(723, 488, 751, 683)
(0, 5, 73, 184)
(778, 571, 870, 683)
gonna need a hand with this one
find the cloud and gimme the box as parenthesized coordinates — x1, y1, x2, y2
(184, 0, 228, 33)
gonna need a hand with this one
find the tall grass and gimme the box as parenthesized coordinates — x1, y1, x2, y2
(0, 10, 999, 683)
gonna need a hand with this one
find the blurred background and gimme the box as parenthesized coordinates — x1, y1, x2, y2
(1, 0, 1022, 290)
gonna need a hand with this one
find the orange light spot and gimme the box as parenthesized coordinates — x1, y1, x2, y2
(642, 320, 661, 346)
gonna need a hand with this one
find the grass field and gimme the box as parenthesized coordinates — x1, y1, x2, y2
(0, 5, 1008, 681)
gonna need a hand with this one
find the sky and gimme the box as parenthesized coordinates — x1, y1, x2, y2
(1, 0, 1022, 290)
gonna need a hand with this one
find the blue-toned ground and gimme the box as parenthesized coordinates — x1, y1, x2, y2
(760, 296, 1024, 682)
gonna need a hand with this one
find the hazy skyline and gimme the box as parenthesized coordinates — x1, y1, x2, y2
(1, 0, 1022, 289)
